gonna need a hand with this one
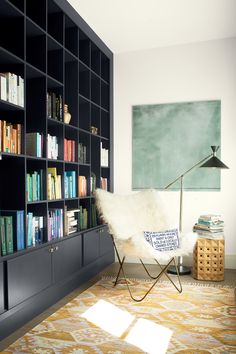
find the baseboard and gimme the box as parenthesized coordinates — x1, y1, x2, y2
(123, 254, 236, 269)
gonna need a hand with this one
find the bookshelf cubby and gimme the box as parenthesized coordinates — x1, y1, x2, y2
(0, 0, 113, 341)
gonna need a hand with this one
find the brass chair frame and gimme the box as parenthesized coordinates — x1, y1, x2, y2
(112, 236, 182, 302)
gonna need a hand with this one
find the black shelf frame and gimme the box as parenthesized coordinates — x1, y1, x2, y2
(0, 0, 113, 341)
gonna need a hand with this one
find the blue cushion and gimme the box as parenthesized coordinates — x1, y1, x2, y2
(144, 228, 180, 252)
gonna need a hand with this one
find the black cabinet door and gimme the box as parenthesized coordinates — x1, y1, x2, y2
(83, 229, 99, 266)
(7, 248, 52, 309)
(99, 227, 113, 257)
(0, 262, 4, 315)
(53, 235, 82, 284)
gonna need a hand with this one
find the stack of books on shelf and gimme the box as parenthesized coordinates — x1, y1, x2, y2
(64, 206, 80, 235)
(47, 134, 58, 160)
(64, 171, 76, 198)
(47, 92, 63, 121)
(27, 213, 44, 247)
(78, 175, 87, 197)
(0, 72, 24, 107)
(64, 138, 75, 162)
(100, 142, 109, 167)
(47, 167, 62, 200)
(0, 210, 25, 255)
(0, 120, 22, 154)
(48, 209, 63, 241)
(193, 214, 224, 239)
(26, 170, 44, 202)
(26, 132, 43, 157)
(78, 143, 87, 163)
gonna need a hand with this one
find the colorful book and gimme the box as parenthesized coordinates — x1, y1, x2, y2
(4, 216, 13, 254)
(26, 132, 42, 157)
(0, 210, 24, 251)
(27, 212, 33, 247)
(0, 216, 7, 256)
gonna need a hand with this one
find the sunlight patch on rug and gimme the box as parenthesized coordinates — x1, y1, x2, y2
(125, 318, 172, 354)
(81, 299, 135, 337)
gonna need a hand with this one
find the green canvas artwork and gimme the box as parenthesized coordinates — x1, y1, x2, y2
(132, 100, 221, 190)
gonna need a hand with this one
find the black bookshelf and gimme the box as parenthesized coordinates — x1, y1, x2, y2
(0, 0, 113, 341)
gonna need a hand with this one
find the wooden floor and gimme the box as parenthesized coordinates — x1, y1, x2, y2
(0, 262, 235, 351)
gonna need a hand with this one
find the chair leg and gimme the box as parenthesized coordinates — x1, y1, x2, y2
(155, 258, 182, 293)
(112, 237, 126, 286)
(140, 257, 182, 293)
(114, 255, 125, 286)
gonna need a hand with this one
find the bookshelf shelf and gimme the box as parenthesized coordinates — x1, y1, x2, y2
(0, 0, 113, 341)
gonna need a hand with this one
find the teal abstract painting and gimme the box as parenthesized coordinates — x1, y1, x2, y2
(132, 100, 221, 190)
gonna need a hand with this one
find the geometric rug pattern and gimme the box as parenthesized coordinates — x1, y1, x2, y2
(2, 278, 236, 353)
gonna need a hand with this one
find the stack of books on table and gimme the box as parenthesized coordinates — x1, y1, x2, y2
(193, 214, 224, 239)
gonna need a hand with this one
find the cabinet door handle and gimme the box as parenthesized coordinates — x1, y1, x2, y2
(54, 246, 59, 251)
(49, 247, 54, 253)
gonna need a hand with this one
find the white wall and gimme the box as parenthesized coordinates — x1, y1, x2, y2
(114, 38, 236, 268)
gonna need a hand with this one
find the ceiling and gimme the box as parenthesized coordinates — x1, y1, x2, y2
(67, 0, 236, 54)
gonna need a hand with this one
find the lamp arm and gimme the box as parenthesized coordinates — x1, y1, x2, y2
(164, 152, 213, 190)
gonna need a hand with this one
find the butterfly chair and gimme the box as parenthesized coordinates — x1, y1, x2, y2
(95, 188, 196, 302)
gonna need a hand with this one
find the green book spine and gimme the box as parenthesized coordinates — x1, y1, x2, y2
(5, 216, 13, 254)
(0, 216, 7, 256)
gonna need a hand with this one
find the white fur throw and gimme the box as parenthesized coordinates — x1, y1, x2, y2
(95, 189, 196, 262)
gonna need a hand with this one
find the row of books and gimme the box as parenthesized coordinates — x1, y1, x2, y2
(48, 209, 63, 241)
(64, 138, 76, 162)
(48, 167, 62, 200)
(26, 134, 107, 170)
(100, 142, 109, 167)
(78, 175, 87, 197)
(0, 210, 25, 256)
(26, 132, 43, 157)
(47, 92, 63, 121)
(193, 214, 224, 239)
(0, 72, 24, 107)
(78, 143, 87, 164)
(26, 170, 44, 202)
(0, 205, 100, 256)
(27, 213, 44, 247)
(0, 120, 21, 154)
(47, 134, 59, 160)
(64, 171, 76, 198)
(26, 166, 108, 201)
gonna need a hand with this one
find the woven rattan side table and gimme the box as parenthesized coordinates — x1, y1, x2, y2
(192, 238, 225, 281)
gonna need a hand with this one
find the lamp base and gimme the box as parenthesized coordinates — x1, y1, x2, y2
(167, 265, 191, 275)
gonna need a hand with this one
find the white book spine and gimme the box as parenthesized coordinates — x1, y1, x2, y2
(13, 73, 17, 105)
(20, 77, 24, 107)
(0, 74, 7, 101)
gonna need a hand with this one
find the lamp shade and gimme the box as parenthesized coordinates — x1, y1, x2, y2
(200, 146, 229, 169)
(200, 156, 229, 169)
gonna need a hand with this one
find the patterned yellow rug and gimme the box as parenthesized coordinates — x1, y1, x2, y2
(2, 278, 236, 354)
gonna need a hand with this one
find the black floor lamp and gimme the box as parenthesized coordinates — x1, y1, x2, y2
(165, 146, 229, 275)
